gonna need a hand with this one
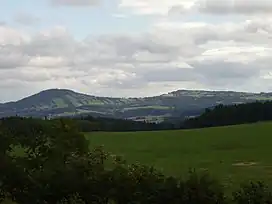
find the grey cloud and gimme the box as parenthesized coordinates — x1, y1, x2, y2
(99, 78, 146, 89)
(0, 19, 272, 101)
(143, 68, 199, 82)
(168, 5, 186, 16)
(140, 61, 260, 87)
(0, 79, 29, 89)
(75, 34, 184, 68)
(0, 68, 50, 82)
(92, 33, 181, 56)
(192, 61, 261, 86)
(158, 21, 272, 47)
(22, 27, 76, 57)
(197, 0, 272, 14)
(14, 12, 40, 26)
(0, 45, 29, 69)
(244, 19, 272, 34)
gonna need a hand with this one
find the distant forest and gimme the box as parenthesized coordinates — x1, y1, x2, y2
(72, 115, 176, 132)
(182, 101, 272, 129)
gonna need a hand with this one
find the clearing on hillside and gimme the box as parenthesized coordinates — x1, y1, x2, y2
(85, 122, 272, 189)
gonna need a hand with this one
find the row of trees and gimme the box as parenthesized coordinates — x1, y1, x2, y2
(70, 116, 175, 132)
(0, 117, 271, 203)
(182, 101, 272, 129)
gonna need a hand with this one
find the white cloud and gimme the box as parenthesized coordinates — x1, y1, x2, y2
(0, 25, 29, 45)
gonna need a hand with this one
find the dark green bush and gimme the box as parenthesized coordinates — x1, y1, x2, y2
(181, 170, 227, 204)
(233, 181, 272, 204)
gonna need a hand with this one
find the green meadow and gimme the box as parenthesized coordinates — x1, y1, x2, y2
(86, 122, 272, 189)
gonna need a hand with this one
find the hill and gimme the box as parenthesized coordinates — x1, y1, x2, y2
(1, 88, 272, 121)
(86, 122, 272, 189)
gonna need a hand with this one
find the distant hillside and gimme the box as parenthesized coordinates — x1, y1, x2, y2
(1, 88, 272, 121)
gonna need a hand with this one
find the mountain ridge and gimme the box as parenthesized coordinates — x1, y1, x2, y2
(4, 88, 270, 103)
(1, 88, 272, 122)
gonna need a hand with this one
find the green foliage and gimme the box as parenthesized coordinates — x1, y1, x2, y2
(183, 101, 272, 128)
(57, 193, 86, 204)
(1, 117, 272, 204)
(233, 181, 272, 204)
(0, 117, 90, 203)
(181, 170, 227, 204)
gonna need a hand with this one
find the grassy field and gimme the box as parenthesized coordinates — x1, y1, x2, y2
(86, 122, 272, 189)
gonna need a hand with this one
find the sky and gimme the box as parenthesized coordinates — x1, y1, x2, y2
(1, 0, 272, 102)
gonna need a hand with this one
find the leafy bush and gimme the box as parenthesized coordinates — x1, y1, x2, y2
(181, 170, 227, 204)
(233, 181, 272, 204)
(57, 193, 86, 204)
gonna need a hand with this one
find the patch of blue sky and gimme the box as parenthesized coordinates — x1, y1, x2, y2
(0, 0, 155, 39)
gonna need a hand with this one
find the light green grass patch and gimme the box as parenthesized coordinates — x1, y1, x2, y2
(53, 98, 68, 108)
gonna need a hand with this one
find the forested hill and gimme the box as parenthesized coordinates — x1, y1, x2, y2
(182, 101, 272, 129)
(1, 88, 272, 122)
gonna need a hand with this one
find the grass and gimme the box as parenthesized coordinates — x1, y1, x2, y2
(52, 98, 68, 108)
(86, 122, 272, 189)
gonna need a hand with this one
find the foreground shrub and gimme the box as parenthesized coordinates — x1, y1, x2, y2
(57, 193, 86, 204)
(180, 170, 227, 204)
(233, 181, 272, 204)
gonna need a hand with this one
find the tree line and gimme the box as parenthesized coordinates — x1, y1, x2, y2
(68, 115, 176, 132)
(182, 101, 272, 129)
(0, 117, 271, 203)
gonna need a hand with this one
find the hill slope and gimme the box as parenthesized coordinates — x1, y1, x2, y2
(1, 88, 272, 121)
(86, 122, 272, 189)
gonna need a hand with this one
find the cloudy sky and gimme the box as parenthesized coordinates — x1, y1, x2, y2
(0, 0, 272, 102)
